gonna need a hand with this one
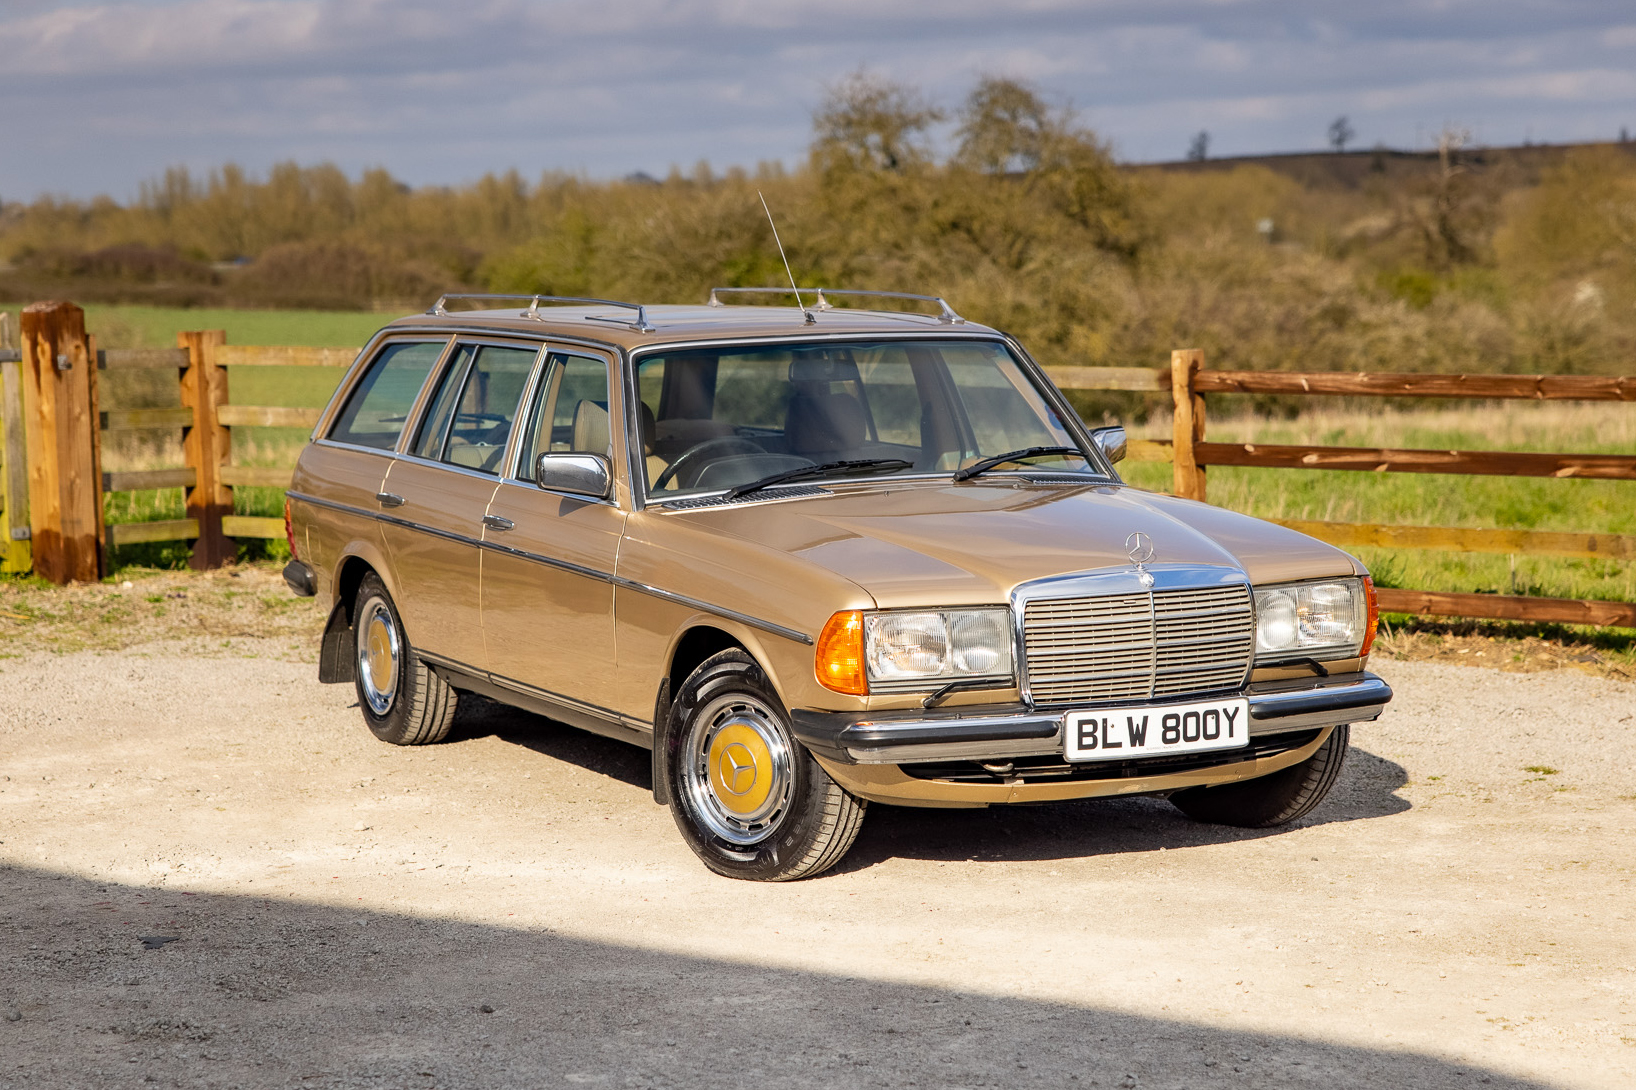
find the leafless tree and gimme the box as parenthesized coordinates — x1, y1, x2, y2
(1328, 115, 1355, 153)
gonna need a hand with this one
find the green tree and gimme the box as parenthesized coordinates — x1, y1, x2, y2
(811, 70, 942, 174)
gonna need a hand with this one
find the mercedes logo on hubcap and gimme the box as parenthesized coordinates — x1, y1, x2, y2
(718, 742, 758, 796)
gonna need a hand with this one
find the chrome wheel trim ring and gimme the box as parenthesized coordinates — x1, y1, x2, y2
(356, 596, 401, 717)
(680, 693, 794, 847)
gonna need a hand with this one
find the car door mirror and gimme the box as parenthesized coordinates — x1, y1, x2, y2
(534, 452, 612, 499)
(1090, 425, 1127, 464)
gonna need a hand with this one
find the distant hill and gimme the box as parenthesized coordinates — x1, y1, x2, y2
(1134, 140, 1636, 191)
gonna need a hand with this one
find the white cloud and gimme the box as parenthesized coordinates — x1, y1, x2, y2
(0, 0, 1633, 197)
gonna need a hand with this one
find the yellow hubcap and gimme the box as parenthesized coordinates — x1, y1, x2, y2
(707, 723, 774, 816)
(365, 616, 395, 692)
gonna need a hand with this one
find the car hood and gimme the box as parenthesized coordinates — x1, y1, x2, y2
(680, 480, 1362, 608)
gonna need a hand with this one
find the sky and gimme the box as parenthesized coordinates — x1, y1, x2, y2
(2, 0, 1634, 201)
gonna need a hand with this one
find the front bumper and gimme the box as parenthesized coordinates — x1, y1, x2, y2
(790, 671, 1391, 766)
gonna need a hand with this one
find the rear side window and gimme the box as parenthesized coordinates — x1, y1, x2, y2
(435, 344, 540, 474)
(328, 341, 446, 451)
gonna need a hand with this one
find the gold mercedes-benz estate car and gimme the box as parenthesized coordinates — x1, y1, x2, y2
(283, 289, 1391, 881)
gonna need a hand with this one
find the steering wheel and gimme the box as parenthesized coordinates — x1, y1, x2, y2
(652, 436, 768, 491)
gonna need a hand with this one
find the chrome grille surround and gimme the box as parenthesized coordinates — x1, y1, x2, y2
(1014, 565, 1254, 707)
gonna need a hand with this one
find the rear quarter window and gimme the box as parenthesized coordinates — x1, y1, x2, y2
(328, 340, 446, 450)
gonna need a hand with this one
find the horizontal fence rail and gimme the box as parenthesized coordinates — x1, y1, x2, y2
(1193, 369, 1636, 402)
(1192, 442, 1636, 480)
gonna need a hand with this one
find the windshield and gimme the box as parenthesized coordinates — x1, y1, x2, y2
(635, 339, 1096, 496)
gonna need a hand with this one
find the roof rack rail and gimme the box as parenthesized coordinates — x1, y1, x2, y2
(427, 293, 655, 333)
(706, 286, 965, 325)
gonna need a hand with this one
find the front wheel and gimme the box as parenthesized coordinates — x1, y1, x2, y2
(1169, 724, 1349, 828)
(666, 650, 866, 881)
(353, 572, 457, 746)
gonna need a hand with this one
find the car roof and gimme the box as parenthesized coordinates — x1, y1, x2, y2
(376, 301, 1003, 352)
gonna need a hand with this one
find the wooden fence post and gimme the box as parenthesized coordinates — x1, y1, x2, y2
(0, 312, 30, 573)
(1171, 348, 1207, 501)
(178, 330, 233, 569)
(19, 302, 101, 583)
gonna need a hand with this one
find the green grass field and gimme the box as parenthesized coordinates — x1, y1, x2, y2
(0, 302, 393, 350)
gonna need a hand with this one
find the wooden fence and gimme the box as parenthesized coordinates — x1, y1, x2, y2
(1060, 351, 1636, 629)
(0, 312, 29, 573)
(4, 302, 1635, 631)
(0, 302, 350, 576)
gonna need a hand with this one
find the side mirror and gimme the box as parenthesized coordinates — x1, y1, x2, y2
(1090, 425, 1127, 464)
(534, 452, 612, 499)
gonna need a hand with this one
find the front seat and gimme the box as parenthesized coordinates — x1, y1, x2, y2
(785, 389, 867, 460)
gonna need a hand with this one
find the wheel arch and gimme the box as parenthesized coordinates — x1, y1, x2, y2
(652, 621, 790, 806)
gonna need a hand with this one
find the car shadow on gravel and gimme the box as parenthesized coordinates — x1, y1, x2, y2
(836, 744, 1412, 871)
(0, 864, 1547, 1090)
(446, 695, 652, 790)
(442, 698, 1413, 872)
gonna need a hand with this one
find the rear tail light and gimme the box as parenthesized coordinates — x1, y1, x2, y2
(284, 497, 298, 559)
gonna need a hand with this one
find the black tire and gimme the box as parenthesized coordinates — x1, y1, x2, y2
(352, 572, 457, 746)
(665, 650, 866, 881)
(1169, 724, 1349, 828)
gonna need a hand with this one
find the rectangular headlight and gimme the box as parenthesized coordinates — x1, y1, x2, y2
(1254, 579, 1366, 659)
(863, 609, 1014, 685)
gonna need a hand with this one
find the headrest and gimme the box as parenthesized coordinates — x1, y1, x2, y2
(785, 390, 866, 455)
(571, 399, 610, 455)
(788, 353, 861, 386)
(639, 400, 657, 455)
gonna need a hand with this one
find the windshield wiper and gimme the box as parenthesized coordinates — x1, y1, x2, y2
(725, 458, 913, 499)
(952, 445, 1087, 482)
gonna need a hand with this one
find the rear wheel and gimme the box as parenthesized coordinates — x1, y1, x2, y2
(1169, 725, 1349, 827)
(666, 650, 865, 881)
(353, 572, 457, 746)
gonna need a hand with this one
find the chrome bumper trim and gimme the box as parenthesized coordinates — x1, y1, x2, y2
(1247, 672, 1392, 724)
(792, 672, 1391, 765)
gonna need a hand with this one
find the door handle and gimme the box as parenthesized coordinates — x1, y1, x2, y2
(482, 514, 515, 532)
(375, 492, 405, 508)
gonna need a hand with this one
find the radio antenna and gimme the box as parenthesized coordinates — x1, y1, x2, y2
(758, 191, 814, 325)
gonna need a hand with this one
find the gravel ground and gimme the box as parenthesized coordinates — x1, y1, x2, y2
(0, 634, 1632, 1089)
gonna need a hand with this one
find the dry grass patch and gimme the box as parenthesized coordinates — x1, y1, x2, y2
(0, 564, 323, 657)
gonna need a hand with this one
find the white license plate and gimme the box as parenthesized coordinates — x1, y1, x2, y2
(1064, 697, 1250, 762)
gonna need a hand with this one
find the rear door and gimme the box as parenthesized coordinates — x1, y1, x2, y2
(378, 339, 542, 667)
(293, 338, 449, 590)
(481, 349, 627, 712)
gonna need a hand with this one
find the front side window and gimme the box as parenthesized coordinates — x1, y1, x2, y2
(636, 339, 1091, 495)
(409, 342, 539, 474)
(328, 340, 446, 451)
(516, 353, 614, 481)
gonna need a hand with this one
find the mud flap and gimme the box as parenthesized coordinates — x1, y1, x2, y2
(650, 676, 672, 805)
(317, 599, 355, 684)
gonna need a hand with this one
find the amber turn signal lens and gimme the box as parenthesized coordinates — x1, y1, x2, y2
(1360, 575, 1379, 658)
(284, 497, 297, 559)
(816, 610, 867, 695)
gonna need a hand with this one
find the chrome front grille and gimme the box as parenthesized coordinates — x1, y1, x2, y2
(1023, 583, 1253, 706)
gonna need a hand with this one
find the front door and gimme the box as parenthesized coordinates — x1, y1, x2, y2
(378, 339, 541, 667)
(482, 350, 626, 712)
